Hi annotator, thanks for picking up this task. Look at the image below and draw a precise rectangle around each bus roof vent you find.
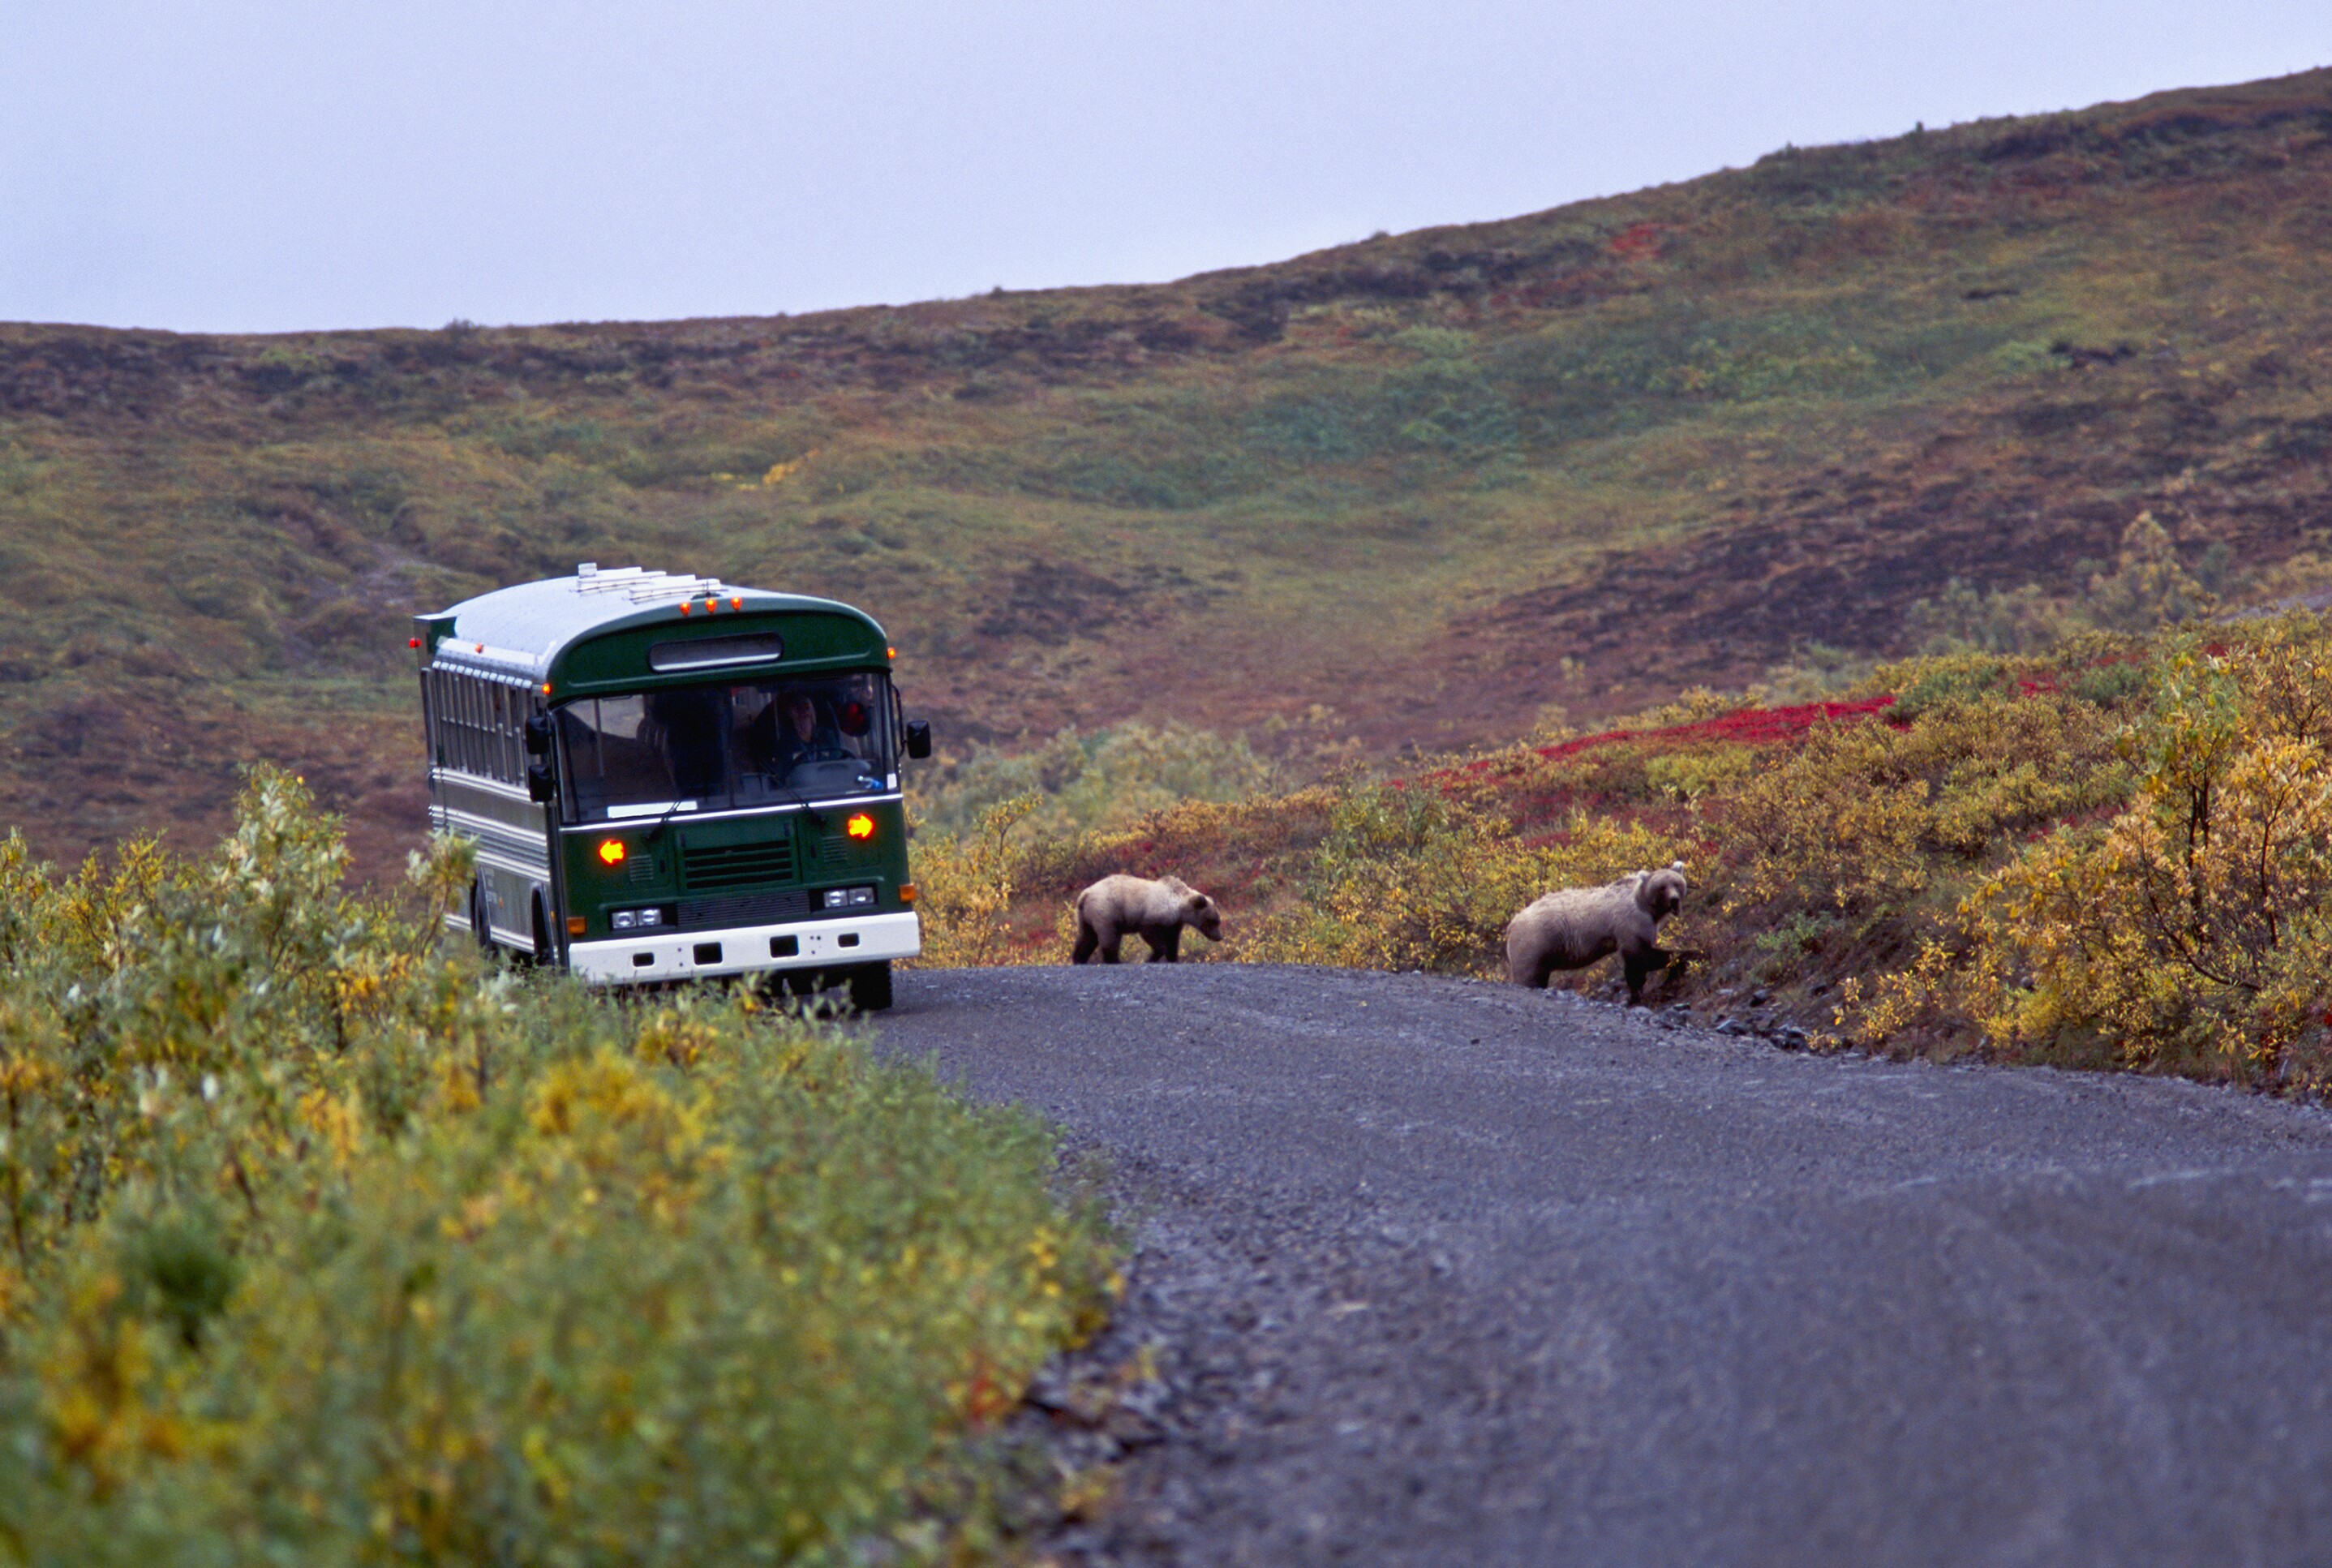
[578,561,599,577]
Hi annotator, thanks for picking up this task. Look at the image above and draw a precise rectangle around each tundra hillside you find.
[6,71,2332,882]
[0,771,1117,1564]
[913,612,2332,1098]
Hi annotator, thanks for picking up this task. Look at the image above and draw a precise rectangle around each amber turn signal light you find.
[597,839,627,866]
[566,916,586,936]
[844,813,874,840]
[898,882,917,904]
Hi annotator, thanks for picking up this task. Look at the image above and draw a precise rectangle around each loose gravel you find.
[871,964,2332,1567]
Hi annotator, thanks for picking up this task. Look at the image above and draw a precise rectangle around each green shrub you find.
[1887,651,2011,719]
[908,720,1274,840]
[1644,745,1754,803]
[0,771,1116,1566]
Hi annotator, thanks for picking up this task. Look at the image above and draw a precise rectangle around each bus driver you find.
[750,689,845,777]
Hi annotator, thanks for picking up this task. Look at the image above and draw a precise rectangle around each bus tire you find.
[470,881,498,960]
[848,960,893,1013]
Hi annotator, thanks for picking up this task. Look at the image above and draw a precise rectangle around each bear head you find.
[1635,861,1687,921]
[1184,890,1224,941]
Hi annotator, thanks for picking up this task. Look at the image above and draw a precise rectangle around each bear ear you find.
[1668,860,1686,872]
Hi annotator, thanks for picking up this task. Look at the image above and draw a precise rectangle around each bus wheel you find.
[470,882,498,960]
[848,961,893,1013]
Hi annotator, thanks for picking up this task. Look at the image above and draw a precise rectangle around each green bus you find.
[413,564,930,1009]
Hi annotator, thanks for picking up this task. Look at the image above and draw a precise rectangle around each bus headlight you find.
[821,886,877,910]
[611,907,665,931]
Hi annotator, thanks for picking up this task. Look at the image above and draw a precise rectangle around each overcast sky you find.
[3,2,2327,335]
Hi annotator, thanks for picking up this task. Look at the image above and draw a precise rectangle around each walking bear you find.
[1505,861,1688,1004]
[1072,874,1224,964]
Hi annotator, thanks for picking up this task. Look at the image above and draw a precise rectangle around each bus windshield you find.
[555,671,895,823]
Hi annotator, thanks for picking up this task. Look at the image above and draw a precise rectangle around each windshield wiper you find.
[771,775,827,829]
[641,797,698,849]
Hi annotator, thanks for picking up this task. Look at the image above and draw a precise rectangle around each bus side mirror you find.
[904,720,932,760]
[524,713,553,756]
[526,759,557,804]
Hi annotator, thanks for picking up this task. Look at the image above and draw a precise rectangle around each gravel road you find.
[871,964,2332,1567]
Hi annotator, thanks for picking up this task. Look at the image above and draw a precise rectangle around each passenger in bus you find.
[643,687,725,798]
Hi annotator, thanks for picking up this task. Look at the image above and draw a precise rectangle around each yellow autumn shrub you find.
[907,793,1042,967]
[1966,625,2332,1087]
[0,770,1118,1566]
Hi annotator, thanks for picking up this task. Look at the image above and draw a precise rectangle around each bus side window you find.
[462,677,481,777]
[505,689,522,784]
[472,678,490,780]
[452,676,470,776]
[438,672,457,773]
[492,685,512,784]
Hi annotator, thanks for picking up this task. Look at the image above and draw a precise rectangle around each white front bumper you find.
[569,910,921,986]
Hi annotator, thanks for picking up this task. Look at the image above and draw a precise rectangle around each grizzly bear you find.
[1072,874,1224,964]
[1505,861,1688,1003]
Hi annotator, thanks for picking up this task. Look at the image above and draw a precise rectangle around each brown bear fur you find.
[1505,861,1688,1003]
[1072,874,1224,964]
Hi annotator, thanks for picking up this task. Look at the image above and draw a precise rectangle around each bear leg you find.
[1145,925,1182,963]
[1622,945,1671,1005]
[1072,918,1098,964]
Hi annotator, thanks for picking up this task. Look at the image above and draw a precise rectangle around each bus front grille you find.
[681,840,797,890]
[680,890,812,931]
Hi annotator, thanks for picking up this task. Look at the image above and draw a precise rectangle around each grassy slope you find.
[4,70,2330,882]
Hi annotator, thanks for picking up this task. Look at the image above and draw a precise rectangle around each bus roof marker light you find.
[845,813,874,841]
[409,637,421,648]
[597,839,627,866]
[730,597,742,610]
